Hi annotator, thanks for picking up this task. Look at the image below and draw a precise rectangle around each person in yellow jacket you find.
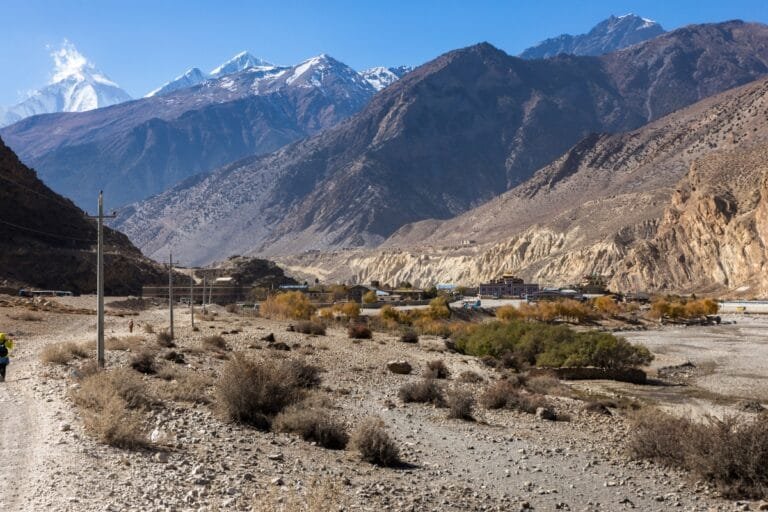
[0,333,13,382]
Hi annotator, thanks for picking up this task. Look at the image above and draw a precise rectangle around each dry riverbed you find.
[0,295,765,511]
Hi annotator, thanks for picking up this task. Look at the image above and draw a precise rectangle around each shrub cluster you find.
[294,321,327,335]
[274,397,348,449]
[398,378,445,406]
[446,389,474,420]
[317,302,360,321]
[348,323,372,339]
[350,417,400,466]
[479,379,546,414]
[425,359,450,379]
[70,368,152,449]
[40,342,90,365]
[260,291,315,320]
[650,297,719,320]
[455,320,652,369]
[629,410,768,498]
[215,355,321,429]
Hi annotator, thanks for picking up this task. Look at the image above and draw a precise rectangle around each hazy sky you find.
[1,0,767,104]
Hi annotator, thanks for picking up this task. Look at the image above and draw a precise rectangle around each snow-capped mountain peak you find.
[145,67,208,98]
[0,40,131,127]
[361,65,413,91]
[210,51,274,77]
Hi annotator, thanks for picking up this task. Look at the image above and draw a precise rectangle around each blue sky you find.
[1,0,768,104]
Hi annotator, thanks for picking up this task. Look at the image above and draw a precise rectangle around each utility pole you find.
[89,191,115,369]
[190,271,195,328]
[202,276,207,314]
[169,252,174,340]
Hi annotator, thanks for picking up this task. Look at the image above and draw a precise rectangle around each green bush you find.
[454,320,652,369]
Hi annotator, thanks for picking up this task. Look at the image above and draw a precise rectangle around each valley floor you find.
[0,296,765,511]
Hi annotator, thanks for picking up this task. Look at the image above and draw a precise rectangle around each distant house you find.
[479,274,539,298]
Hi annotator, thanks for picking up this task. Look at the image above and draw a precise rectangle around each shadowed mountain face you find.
[0,137,164,294]
[116,21,768,265]
[0,55,375,208]
[520,14,665,59]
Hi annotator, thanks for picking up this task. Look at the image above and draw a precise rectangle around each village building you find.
[478,273,539,298]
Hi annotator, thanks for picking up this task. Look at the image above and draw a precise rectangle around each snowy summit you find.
[0,40,131,127]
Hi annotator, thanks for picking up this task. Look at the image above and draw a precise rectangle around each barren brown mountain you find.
[282,75,768,295]
[0,137,164,294]
[118,21,768,264]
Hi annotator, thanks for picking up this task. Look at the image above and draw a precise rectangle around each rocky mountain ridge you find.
[1,54,376,208]
[520,14,665,59]
[280,76,768,295]
[117,21,768,265]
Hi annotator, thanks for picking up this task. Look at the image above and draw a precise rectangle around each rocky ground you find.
[0,295,766,511]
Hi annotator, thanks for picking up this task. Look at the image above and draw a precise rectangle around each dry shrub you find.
[106,335,143,351]
[10,311,42,321]
[295,321,326,335]
[480,379,544,413]
[447,389,475,420]
[40,342,90,365]
[496,305,521,321]
[348,323,372,339]
[215,354,305,428]
[273,399,348,449]
[256,479,350,511]
[398,378,445,406]
[202,335,227,350]
[400,330,419,343]
[159,369,213,403]
[629,410,768,498]
[260,291,315,320]
[143,323,155,334]
[525,373,567,396]
[284,360,323,389]
[458,370,484,383]
[413,317,452,337]
[130,349,157,374]
[425,359,450,379]
[351,417,400,466]
[225,303,239,314]
[70,368,152,449]
[156,330,175,347]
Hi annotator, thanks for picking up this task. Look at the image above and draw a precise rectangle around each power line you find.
[0,218,97,243]
[0,173,81,210]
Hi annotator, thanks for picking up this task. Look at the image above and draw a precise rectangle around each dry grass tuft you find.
[130,349,157,374]
[215,354,306,428]
[398,378,445,406]
[480,379,545,413]
[158,369,213,403]
[348,323,372,339]
[106,335,143,351]
[295,321,326,335]
[629,410,768,498]
[10,311,43,321]
[156,330,175,348]
[351,417,400,466]
[70,368,153,449]
[40,342,90,365]
[458,370,484,383]
[400,330,419,343]
[202,335,227,350]
[143,323,155,334]
[446,389,475,420]
[425,359,450,379]
[273,398,348,449]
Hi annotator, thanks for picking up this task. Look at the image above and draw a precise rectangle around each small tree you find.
[362,290,378,304]
[593,296,620,317]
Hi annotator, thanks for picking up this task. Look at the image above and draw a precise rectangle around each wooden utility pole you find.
[169,252,174,340]
[89,191,115,369]
[190,272,195,328]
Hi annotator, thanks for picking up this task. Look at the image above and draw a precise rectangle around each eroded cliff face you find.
[615,149,768,295]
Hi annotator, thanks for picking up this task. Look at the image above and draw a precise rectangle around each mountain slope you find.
[520,14,665,59]
[288,75,768,294]
[0,137,163,294]
[118,21,768,264]
[0,41,131,127]
[145,67,208,97]
[1,55,375,208]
